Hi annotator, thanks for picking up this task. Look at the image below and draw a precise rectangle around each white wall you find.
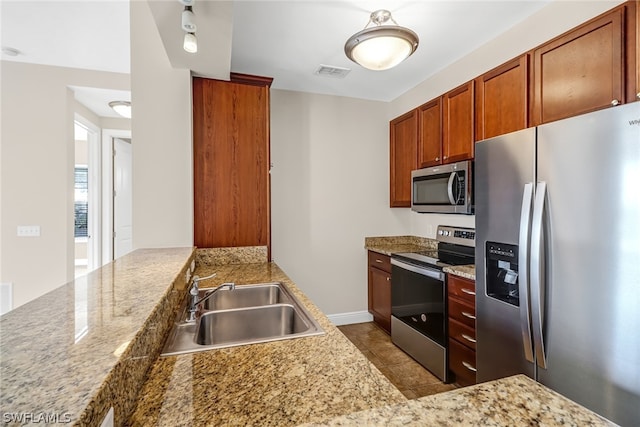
[130,1,193,249]
[270,90,408,315]
[0,61,129,309]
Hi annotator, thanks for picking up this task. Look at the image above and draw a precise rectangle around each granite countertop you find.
[1,245,617,426]
[303,374,615,426]
[365,235,476,280]
[0,247,195,426]
[129,262,406,426]
[364,235,437,256]
[443,264,476,280]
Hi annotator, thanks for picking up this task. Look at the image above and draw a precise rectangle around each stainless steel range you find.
[390,225,475,382]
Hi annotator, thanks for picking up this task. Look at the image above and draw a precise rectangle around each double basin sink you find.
[161,282,324,356]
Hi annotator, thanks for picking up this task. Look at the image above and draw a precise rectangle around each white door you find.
[113,138,133,258]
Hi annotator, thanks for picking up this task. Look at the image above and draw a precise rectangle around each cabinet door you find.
[443,81,475,163]
[532,8,624,124]
[389,110,418,207]
[369,266,391,333]
[193,77,271,251]
[635,0,640,102]
[418,97,443,168]
[449,338,477,386]
[476,55,529,141]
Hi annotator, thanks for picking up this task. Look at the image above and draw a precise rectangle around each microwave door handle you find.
[447,172,456,205]
[518,183,535,363]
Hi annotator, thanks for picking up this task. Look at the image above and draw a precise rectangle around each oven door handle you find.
[391,258,444,281]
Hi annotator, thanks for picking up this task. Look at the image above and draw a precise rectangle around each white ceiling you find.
[1,0,552,116]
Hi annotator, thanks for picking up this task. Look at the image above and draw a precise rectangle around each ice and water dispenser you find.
[485,242,519,306]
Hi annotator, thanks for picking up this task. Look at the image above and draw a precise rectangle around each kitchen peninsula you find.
[0,247,615,426]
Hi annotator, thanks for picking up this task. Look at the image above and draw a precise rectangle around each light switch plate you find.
[17,225,40,237]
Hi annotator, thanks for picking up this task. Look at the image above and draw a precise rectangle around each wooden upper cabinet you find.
[443,81,475,163]
[532,8,625,124]
[475,55,529,141]
[193,76,271,254]
[418,97,443,168]
[633,0,640,102]
[390,110,418,207]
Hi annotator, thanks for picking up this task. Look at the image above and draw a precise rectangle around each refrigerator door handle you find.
[531,181,548,369]
[518,183,535,363]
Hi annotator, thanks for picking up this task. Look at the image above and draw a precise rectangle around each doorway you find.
[113,138,133,258]
[74,118,100,278]
[101,129,133,263]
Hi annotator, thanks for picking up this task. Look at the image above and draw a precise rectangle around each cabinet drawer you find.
[368,251,391,273]
[448,275,476,303]
[449,338,476,386]
[448,318,476,351]
[448,297,476,328]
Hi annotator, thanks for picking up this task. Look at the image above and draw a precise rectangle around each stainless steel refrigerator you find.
[475,102,640,426]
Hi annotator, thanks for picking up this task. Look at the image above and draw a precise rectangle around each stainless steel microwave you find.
[411,160,473,214]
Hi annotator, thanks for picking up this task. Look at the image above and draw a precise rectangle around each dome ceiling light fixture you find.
[109,101,132,119]
[344,9,419,71]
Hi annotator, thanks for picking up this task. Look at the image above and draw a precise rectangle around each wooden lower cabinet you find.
[367,251,392,333]
[447,274,477,386]
[449,338,477,386]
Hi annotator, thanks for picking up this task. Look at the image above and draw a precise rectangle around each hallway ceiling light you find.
[109,101,131,119]
[344,9,419,71]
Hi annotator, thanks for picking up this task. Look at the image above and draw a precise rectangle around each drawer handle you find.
[462,334,476,344]
[611,99,620,106]
[461,288,476,296]
[462,361,477,372]
[375,259,383,264]
[462,311,476,320]
[387,277,390,281]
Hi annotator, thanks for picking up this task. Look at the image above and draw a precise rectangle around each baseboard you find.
[327,310,373,326]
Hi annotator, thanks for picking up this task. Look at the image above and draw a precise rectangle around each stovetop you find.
[392,225,475,269]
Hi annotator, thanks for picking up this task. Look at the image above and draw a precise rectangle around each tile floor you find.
[338,322,457,399]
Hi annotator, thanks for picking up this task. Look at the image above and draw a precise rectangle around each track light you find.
[183,32,198,53]
[179,2,197,54]
[181,6,196,32]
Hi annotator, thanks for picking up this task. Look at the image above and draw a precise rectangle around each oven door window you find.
[413,171,464,206]
[391,264,446,346]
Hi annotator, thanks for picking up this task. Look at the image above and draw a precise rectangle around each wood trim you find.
[230,72,274,87]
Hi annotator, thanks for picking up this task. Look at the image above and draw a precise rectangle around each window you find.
[74,166,88,238]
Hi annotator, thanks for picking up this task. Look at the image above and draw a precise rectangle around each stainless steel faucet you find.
[187,273,235,322]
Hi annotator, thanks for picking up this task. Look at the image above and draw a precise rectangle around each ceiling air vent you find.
[314,64,351,79]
